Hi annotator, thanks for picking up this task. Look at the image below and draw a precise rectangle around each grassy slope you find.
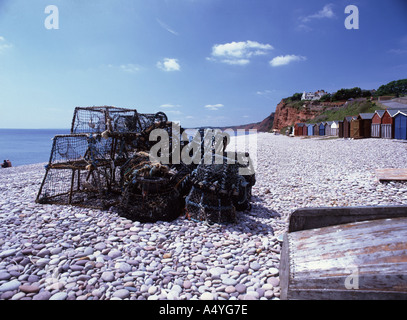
[309,100,385,123]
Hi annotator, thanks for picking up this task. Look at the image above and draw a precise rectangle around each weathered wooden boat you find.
[280,205,407,300]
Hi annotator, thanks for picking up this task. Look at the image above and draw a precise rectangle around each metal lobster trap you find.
[36,106,172,209]
[35,134,125,208]
[116,152,192,222]
[70,106,168,134]
[185,151,255,224]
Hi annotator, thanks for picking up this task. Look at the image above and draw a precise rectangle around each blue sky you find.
[0,0,406,129]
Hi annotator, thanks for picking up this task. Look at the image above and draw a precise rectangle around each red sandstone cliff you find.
[271,100,323,131]
[222,99,344,133]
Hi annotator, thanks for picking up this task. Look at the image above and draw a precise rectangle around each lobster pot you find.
[48,134,117,164]
[37,168,74,204]
[71,106,140,134]
[71,106,169,134]
[36,134,122,208]
[137,112,168,132]
[185,186,236,224]
[118,187,181,222]
[184,153,253,224]
[234,152,256,211]
[37,167,121,208]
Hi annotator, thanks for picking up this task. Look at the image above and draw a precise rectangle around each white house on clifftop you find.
[301,90,327,101]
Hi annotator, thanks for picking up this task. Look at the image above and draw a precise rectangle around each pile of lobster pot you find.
[36,106,256,224]
[117,150,255,224]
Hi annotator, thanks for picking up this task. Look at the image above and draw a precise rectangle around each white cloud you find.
[157,58,181,72]
[221,59,250,66]
[204,104,224,111]
[270,55,306,67]
[301,4,335,23]
[119,64,140,73]
[208,40,273,65]
[256,89,273,96]
[388,49,407,55]
[0,36,12,53]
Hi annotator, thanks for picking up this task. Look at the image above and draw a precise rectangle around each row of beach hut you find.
[294,109,407,140]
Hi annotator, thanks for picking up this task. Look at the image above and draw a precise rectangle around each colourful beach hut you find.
[302,124,308,136]
[331,121,339,136]
[326,121,336,136]
[343,116,354,138]
[319,123,325,136]
[338,121,344,138]
[307,124,314,136]
[294,123,305,136]
[381,109,407,139]
[394,111,407,140]
[371,110,385,138]
[381,110,395,139]
[313,124,319,136]
[324,122,331,136]
[357,113,374,138]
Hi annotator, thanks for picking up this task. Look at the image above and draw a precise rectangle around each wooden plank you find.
[280,217,407,300]
[375,168,407,181]
[288,205,407,232]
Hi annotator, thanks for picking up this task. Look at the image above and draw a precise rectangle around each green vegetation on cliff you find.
[309,100,384,123]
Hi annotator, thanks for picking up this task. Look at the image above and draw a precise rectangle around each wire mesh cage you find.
[37,106,174,209]
[71,106,169,134]
[185,152,255,224]
[116,152,184,222]
[71,106,138,134]
[36,134,124,208]
[118,186,182,223]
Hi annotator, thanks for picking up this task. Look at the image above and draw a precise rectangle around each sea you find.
[0,128,256,167]
[0,129,70,167]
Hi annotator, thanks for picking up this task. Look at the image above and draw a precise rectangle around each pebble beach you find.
[1,133,407,300]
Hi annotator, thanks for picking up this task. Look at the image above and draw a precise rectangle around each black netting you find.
[117,152,185,222]
[185,153,255,224]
